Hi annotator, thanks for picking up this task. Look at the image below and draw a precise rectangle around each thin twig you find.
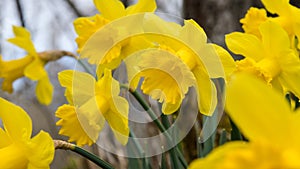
[65,0,83,17]
[15,0,26,27]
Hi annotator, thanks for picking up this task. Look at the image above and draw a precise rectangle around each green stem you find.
[54,140,114,169]
[229,118,243,141]
[78,59,94,75]
[129,131,145,157]
[161,114,181,169]
[129,88,188,168]
[72,146,114,169]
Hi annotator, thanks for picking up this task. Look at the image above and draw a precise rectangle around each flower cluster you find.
[1,0,300,168]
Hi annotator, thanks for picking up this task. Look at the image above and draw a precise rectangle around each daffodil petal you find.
[77,96,106,143]
[7,26,37,56]
[271,77,284,95]
[125,0,156,14]
[261,0,290,15]
[0,55,33,79]
[279,70,300,98]
[193,66,217,116]
[295,22,300,49]
[56,105,97,146]
[143,13,182,37]
[189,141,249,169]
[180,19,207,45]
[96,69,120,99]
[36,76,53,105]
[212,44,236,80]
[104,97,129,145]
[26,131,54,169]
[162,101,182,115]
[0,128,11,148]
[278,51,300,97]
[0,97,32,141]
[259,21,290,55]
[74,15,109,53]
[93,0,125,20]
[0,143,28,169]
[226,73,294,145]
[0,55,33,93]
[225,32,264,61]
[24,59,47,80]
[58,70,96,106]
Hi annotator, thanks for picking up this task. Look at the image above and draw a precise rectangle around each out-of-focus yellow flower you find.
[240,1,300,49]
[74,0,156,53]
[189,73,300,169]
[1,26,53,105]
[1,26,76,105]
[0,97,54,169]
[56,69,129,146]
[226,21,300,98]
[0,55,33,93]
[262,0,300,49]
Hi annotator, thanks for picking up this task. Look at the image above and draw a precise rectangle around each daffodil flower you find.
[0,97,54,168]
[124,16,229,115]
[1,26,53,105]
[1,26,76,105]
[189,73,300,169]
[262,0,300,49]
[226,21,300,98]
[240,1,300,49]
[55,69,129,146]
[74,0,156,53]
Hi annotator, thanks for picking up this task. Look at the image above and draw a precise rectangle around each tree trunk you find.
[184,0,263,46]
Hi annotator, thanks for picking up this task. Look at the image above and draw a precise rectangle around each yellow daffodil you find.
[1,26,52,105]
[189,73,300,169]
[240,1,300,49]
[74,0,156,53]
[124,16,226,115]
[226,21,300,98]
[261,0,300,49]
[0,97,54,168]
[1,26,76,105]
[55,69,129,146]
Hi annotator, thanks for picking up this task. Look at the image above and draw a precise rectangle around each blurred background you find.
[3,0,296,168]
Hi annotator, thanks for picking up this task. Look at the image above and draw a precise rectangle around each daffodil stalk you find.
[54,140,114,169]
[161,114,181,169]
[129,131,145,157]
[127,86,188,168]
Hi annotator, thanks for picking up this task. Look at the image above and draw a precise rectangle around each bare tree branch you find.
[65,0,84,17]
[15,0,26,27]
